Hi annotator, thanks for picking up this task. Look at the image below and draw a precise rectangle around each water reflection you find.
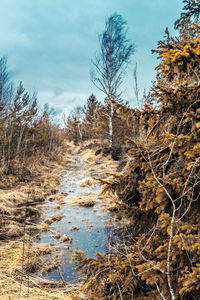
[37,157,116,281]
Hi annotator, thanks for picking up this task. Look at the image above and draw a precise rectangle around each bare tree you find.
[91,13,135,146]
[0,56,13,106]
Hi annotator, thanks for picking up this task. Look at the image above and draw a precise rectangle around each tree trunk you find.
[17,125,25,154]
[109,101,114,147]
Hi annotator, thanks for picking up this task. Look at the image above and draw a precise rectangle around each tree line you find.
[71,1,200,299]
[0,57,65,185]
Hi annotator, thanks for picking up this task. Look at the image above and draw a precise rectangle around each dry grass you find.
[80,177,95,187]
[78,199,96,207]
[0,158,65,237]
[80,148,99,165]
[70,226,80,231]
[39,223,50,232]
[54,204,61,209]
[0,223,81,299]
[62,235,72,243]
[48,193,68,206]
[0,141,121,299]
[0,272,82,299]
[48,193,66,202]
[0,151,85,299]
[0,238,75,299]
[57,199,67,205]
[53,233,61,239]
[45,217,54,225]
[52,213,63,222]
[68,196,96,208]
[6,223,24,238]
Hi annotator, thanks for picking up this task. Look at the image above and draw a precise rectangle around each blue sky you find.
[0,0,183,119]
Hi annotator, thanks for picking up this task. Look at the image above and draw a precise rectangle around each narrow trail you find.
[35,146,125,282]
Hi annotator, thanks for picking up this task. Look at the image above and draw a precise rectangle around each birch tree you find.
[91,13,135,147]
[72,3,200,299]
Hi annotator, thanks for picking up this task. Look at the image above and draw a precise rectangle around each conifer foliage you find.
[72,2,200,299]
[0,60,65,183]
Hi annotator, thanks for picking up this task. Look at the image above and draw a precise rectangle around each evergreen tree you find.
[72,3,200,299]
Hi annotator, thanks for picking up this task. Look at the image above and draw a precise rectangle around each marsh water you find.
[36,156,122,282]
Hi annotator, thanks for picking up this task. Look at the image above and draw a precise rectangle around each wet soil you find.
[36,147,126,282]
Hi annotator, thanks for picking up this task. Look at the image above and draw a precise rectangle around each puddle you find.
[36,157,120,282]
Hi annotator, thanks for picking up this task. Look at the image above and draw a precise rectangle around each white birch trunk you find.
[109,101,114,147]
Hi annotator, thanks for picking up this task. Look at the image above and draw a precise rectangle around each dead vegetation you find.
[80,177,95,187]
[69,196,96,207]
[0,137,129,299]
[62,235,72,243]
[0,236,70,299]
[0,158,65,239]
[0,142,80,298]
[53,233,61,239]
[70,226,80,231]
[52,212,63,222]
[39,223,50,232]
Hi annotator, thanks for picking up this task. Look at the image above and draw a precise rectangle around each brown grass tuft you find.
[39,223,50,232]
[54,204,61,209]
[53,233,61,239]
[70,226,80,231]
[62,235,72,242]
[52,213,63,222]
[68,196,96,207]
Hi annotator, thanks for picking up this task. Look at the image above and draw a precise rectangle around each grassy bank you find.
[0,142,78,299]
[0,140,131,299]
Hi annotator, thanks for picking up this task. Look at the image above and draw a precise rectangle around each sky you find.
[0,0,184,122]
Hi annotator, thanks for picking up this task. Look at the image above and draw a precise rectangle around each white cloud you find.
[0,0,183,118]
[38,90,90,115]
